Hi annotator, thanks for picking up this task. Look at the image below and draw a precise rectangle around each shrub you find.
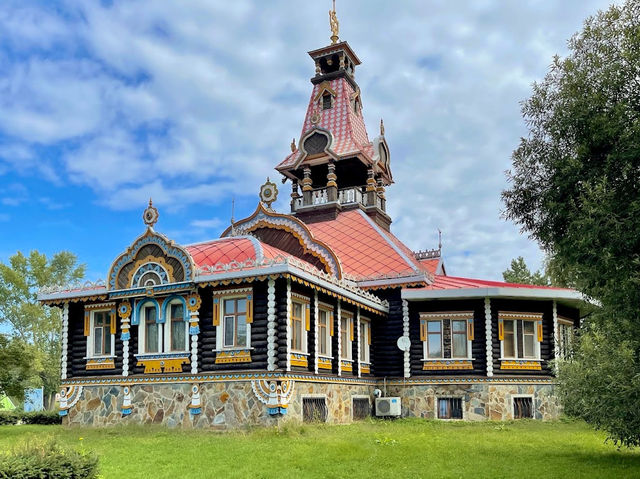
[0,410,62,425]
[0,440,99,479]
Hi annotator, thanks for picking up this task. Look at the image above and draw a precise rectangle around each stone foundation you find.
[63,379,560,428]
[387,383,560,420]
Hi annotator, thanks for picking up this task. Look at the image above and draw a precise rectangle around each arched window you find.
[137,300,161,354]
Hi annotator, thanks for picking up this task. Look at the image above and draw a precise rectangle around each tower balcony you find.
[292,186,384,212]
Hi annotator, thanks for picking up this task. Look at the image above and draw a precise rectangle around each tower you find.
[276,6,393,230]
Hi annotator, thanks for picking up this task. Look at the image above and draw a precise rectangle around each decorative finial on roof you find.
[438,228,442,251]
[143,198,159,228]
[291,138,296,152]
[230,197,237,236]
[380,118,385,136]
[329,0,339,45]
[259,177,278,209]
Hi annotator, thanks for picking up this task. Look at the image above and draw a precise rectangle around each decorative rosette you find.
[118,300,132,319]
[186,293,202,313]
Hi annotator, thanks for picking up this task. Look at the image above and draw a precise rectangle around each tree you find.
[502,0,640,446]
[0,251,85,409]
[502,256,549,286]
[0,335,39,402]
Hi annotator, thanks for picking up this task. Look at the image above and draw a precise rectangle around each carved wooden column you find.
[366,168,376,206]
[302,166,313,206]
[376,177,386,211]
[327,160,338,202]
[290,180,300,212]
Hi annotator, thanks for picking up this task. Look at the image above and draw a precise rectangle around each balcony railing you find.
[292,186,384,212]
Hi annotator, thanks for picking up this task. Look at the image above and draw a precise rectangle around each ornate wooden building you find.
[40,12,586,427]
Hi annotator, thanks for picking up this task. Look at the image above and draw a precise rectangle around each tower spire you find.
[329,0,339,44]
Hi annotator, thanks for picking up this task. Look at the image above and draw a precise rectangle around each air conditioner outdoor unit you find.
[375,397,401,417]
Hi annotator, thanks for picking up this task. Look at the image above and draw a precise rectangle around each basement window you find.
[513,397,534,419]
[437,398,463,419]
[303,397,328,423]
[352,397,371,420]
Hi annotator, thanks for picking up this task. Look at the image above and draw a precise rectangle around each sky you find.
[0,0,619,283]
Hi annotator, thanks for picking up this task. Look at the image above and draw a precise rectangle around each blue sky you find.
[0,0,617,282]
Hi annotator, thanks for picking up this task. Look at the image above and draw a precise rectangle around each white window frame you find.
[164,299,189,353]
[420,315,473,361]
[436,395,465,420]
[557,318,573,359]
[290,297,309,354]
[511,394,535,419]
[86,309,115,359]
[138,301,163,355]
[317,305,333,358]
[340,312,353,361]
[500,319,541,360]
[215,293,252,351]
[359,317,371,363]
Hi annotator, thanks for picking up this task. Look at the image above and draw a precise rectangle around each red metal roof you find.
[186,236,307,270]
[305,209,424,281]
[419,258,441,275]
[278,77,374,170]
[422,275,573,291]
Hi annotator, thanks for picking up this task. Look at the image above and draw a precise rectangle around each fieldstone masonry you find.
[64,380,561,428]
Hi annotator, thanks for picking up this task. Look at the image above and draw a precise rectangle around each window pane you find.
[524,321,535,334]
[171,303,184,320]
[94,328,103,355]
[427,321,441,333]
[504,329,515,358]
[146,306,156,323]
[104,330,112,355]
[452,333,467,358]
[524,334,535,358]
[224,299,235,314]
[427,334,442,358]
[237,299,246,314]
[237,314,247,347]
[438,399,449,418]
[452,320,466,333]
[146,323,158,352]
[320,328,327,355]
[504,321,514,334]
[294,320,302,350]
[224,316,235,347]
[171,320,185,351]
[294,302,302,318]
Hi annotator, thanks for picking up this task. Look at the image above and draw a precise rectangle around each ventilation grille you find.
[352,397,371,420]
[303,133,328,156]
[303,397,328,423]
[513,397,533,419]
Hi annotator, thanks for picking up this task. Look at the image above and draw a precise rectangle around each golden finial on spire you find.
[329,0,339,44]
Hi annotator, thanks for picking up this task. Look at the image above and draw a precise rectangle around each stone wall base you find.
[63,380,560,428]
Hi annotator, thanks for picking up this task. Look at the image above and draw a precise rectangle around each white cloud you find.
[0,0,621,279]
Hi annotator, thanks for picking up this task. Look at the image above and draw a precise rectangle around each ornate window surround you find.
[84,303,116,361]
[213,287,253,364]
[419,312,474,362]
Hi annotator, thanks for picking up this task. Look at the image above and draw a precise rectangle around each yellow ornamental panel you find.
[368,324,372,345]
[84,311,90,337]
[350,319,354,341]
[305,304,311,331]
[110,309,117,335]
[498,319,504,341]
[467,318,474,341]
[213,297,220,326]
[330,312,334,336]
[246,295,253,324]
[420,320,426,341]
[537,321,543,342]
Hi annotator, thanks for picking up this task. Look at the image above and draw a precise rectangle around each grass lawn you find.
[1,419,639,478]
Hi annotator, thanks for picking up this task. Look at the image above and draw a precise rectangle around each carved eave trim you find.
[307,41,362,66]
[221,203,343,279]
[106,227,196,291]
[370,136,393,184]
[419,311,474,320]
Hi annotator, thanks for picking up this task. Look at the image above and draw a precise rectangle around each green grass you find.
[1,419,639,478]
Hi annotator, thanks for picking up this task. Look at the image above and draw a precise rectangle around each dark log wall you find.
[557,304,581,327]
[68,301,123,378]
[408,299,486,377]
[371,289,404,377]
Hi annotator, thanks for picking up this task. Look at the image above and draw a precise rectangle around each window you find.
[303,397,328,423]
[340,313,353,360]
[291,301,305,352]
[513,397,534,419]
[499,315,542,360]
[420,313,474,361]
[87,310,114,357]
[144,305,160,353]
[359,319,371,363]
[168,301,188,352]
[322,92,332,110]
[557,319,573,359]
[318,307,333,357]
[438,398,463,419]
[213,290,253,352]
[352,397,371,420]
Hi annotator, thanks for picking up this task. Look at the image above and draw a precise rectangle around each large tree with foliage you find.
[0,251,85,408]
[502,256,549,286]
[502,0,640,446]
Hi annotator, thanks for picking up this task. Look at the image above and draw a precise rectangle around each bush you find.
[0,440,99,479]
[0,410,62,425]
